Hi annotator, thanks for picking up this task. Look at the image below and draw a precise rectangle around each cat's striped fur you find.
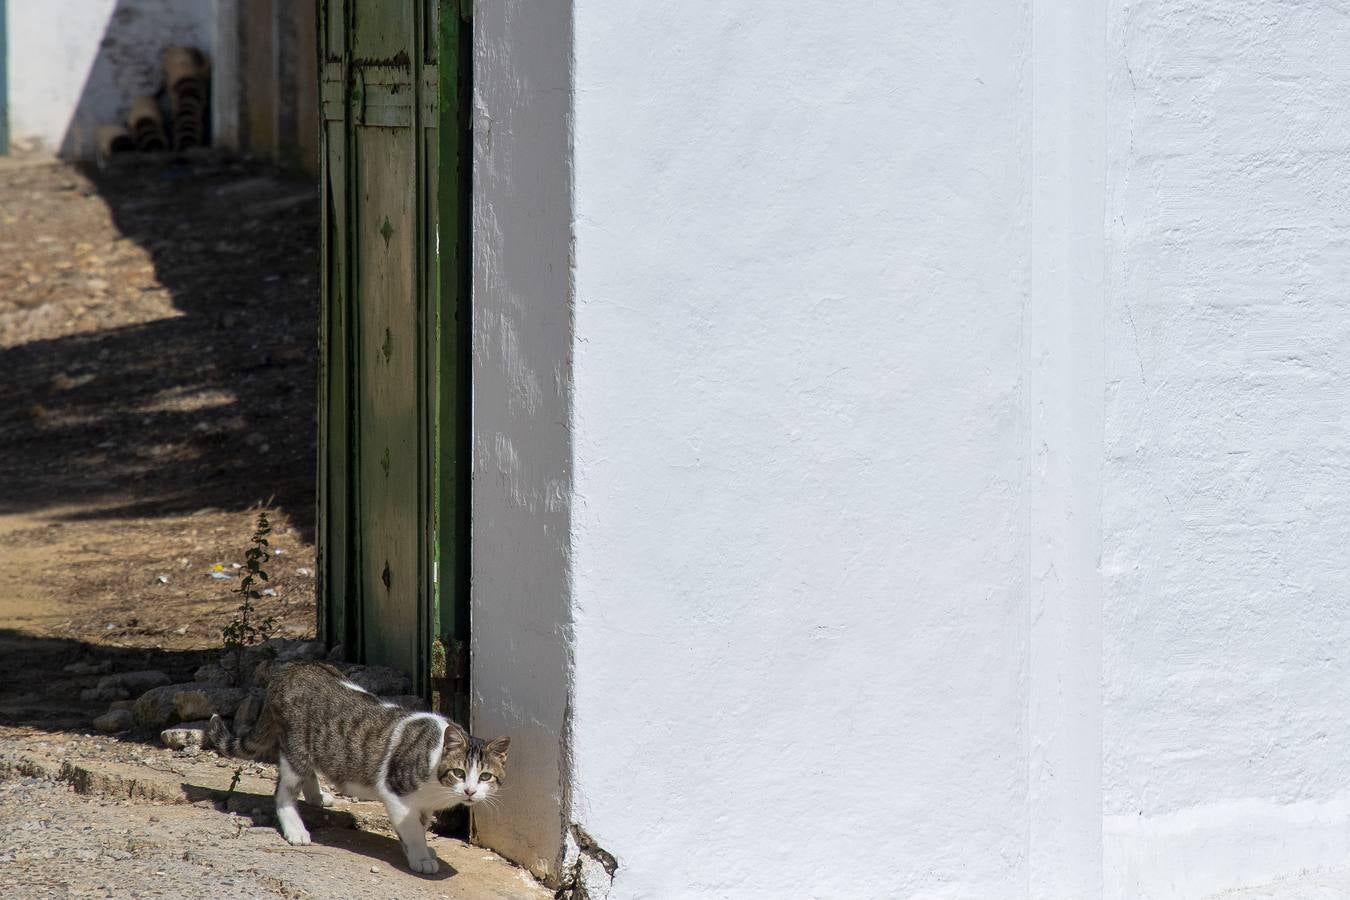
[208,661,509,874]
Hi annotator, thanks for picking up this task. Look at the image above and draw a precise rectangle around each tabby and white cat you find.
[208,661,509,874]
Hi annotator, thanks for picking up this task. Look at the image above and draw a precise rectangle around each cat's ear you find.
[485,736,510,761]
[443,720,469,750]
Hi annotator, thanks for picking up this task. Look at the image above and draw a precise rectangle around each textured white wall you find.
[562,2,1100,897]
[1103,1,1350,897]
[7,0,214,158]
[477,1,1350,896]
[1028,3,1106,895]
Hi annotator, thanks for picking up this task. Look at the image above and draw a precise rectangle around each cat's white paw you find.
[281,825,312,846]
[318,790,336,808]
[408,855,439,875]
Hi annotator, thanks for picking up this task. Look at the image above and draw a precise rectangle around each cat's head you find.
[438,721,510,807]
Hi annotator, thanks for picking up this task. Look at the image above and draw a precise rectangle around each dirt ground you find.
[0,157,544,899]
[0,154,319,653]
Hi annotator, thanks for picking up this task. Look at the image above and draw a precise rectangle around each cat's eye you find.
[479,773,495,782]
[450,768,466,779]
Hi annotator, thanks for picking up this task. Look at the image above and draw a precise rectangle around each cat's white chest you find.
[402,781,463,814]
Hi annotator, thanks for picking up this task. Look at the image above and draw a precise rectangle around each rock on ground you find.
[160,720,210,750]
[135,683,246,727]
[63,660,112,676]
[92,708,134,733]
[272,638,328,662]
[174,685,248,722]
[81,669,173,702]
[101,669,173,694]
[194,662,232,684]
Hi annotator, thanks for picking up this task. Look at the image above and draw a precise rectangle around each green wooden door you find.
[318,0,469,705]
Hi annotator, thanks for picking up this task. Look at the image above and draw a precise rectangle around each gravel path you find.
[2,773,281,899]
[0,770,544,899]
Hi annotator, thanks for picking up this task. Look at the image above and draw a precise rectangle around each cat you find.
[207,660,509,874]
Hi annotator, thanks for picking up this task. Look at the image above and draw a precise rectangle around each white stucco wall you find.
[1103,2,1350,897]
[6,0,213,157]
[567,0,1027,884]
[557,1,1100,896]
[471,0,1104,894]
[475,1,1350,896]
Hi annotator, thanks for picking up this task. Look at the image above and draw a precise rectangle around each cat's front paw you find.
[408,854,439,875]
[317,790,336,808]
[281,825,312,846]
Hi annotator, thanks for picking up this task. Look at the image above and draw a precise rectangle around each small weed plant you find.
[224,763,244,808]
[222,511,278,684]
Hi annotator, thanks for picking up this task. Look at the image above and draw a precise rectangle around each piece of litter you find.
[369,866,378,874]
[261,588,278,597]
[231,562,243,569]
[296,567,312,577]
[156,575,169,584]
[210,571,231,580]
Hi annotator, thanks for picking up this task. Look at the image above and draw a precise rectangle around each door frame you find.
[431,0,472,724]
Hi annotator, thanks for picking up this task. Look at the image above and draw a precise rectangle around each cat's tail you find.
[208,705,280,760]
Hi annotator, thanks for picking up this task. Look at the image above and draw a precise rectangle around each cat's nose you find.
[463,788,477,799]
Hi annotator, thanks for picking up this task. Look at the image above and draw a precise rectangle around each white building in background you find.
[2,0,316,167]
[468,2,1350,898]
[3,0,214,158]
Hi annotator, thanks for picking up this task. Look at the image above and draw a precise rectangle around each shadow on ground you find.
[180,781,461,880]
[0,627,208,737]
[0,625,473,840]
[0,157,319,537]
